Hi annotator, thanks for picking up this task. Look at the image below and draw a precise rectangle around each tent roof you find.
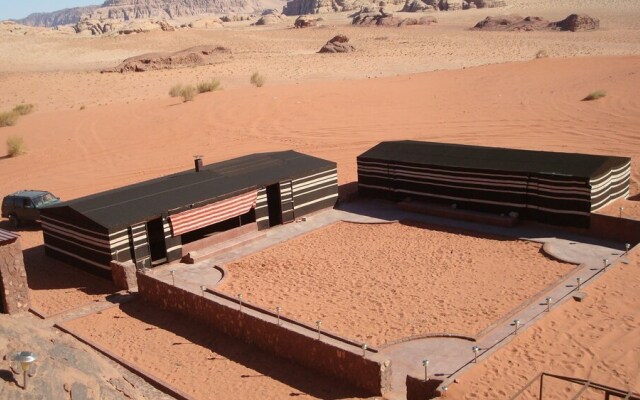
[358,141,630,178]
[51,151,335,230]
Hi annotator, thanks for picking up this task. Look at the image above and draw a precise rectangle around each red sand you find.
[219,222,575,346]
[0,1,638,396]
[64,301,373,400]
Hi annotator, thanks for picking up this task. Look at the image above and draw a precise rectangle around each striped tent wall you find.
[129,222,151,269]
[41,208,115,277]
[163,217,182,262]
[292,167,339,216]
[357,159,594,227]
[255,188,269,230]
[590,160,631,211]
[280,181,295,224]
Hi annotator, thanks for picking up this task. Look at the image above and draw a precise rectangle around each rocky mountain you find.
[15,6,99,27]
[15,0,284,27]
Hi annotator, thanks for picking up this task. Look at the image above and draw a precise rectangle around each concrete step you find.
[184,231,266,263]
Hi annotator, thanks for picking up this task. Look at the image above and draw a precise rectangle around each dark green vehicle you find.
[1,190,60,228]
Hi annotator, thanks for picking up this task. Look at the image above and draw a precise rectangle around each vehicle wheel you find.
[8,214,19,228]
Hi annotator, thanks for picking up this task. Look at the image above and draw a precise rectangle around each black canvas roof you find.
[358,141,630,179]
[52,151,335,230]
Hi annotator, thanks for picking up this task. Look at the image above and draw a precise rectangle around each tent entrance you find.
[147,218,167,264]
[0,288,5,313]
[266,183,283,227]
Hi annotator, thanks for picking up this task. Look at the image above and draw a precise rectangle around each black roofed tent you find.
[357,141,631,227]
[41,151,338,276]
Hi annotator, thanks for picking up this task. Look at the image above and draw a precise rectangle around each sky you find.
[0,0,100,20]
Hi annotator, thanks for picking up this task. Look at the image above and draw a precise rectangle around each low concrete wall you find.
[137,272,391,395]
[588,214,640,245]
[0,238,29,314]
[406,375,444,400]
[526,214,640,246]
[110,261,138,291]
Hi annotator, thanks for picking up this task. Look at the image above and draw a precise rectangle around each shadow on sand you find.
[116,300,370,400]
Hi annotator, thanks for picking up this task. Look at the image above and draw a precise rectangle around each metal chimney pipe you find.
[194,156,203,172]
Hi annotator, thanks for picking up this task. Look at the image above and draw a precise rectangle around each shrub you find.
[582,90,607,101]
[12,103,35,115]
[535,49,548,59]
[6,136,25,157]
[197,79,222,93]
[250,71,265,88]
[169,84,184,98]
[180,85,198,102]
[0,111,19,127]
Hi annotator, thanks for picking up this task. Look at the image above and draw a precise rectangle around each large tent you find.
[42,151,338,276]
[357,141,631,227]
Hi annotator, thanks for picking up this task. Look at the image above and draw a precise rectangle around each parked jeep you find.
[1,190,60,228]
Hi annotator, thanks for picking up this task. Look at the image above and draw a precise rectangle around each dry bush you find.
[180,85,198,102]
[12,103,35,115]
[0,111,19,127]
[582,90,607,101]
[169,84,184,98]
[197,79,222,93]
[250,72,266,88]
[6,136,25,157]
[535,49,549,59]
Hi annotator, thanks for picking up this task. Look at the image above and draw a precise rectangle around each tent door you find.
[147,218,167,265]
[129,223,151,269]
[266,183,283,227]
[280,180,294,224]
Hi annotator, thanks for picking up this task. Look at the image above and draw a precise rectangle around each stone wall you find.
[137,272,391,395]
[406,375,444,400]
[110,260,138,291]
[0,239,30,314]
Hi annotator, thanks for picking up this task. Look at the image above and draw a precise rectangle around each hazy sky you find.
[0,0,100,20]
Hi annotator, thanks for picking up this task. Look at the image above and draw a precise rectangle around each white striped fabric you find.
[169,190,257,236]
[0,228,19,243]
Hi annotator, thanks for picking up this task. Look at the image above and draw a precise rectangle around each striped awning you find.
[0,229,19,245]
[169,190,257,236]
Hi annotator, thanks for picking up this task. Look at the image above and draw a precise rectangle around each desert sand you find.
[1,0,639,398]
[449,251,640,398]
[219,222,574,346]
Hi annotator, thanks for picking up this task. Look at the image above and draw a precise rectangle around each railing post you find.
[539,373,544,400]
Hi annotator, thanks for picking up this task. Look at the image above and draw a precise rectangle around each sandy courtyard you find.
[218,221,575,347]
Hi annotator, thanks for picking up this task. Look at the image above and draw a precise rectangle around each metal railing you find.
[510,372,640,400]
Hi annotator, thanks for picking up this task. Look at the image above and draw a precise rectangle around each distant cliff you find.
[15,6,99,27]
[15,0,282,27]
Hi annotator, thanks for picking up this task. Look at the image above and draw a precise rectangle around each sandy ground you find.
[64,301,374,400]
[449,251,640,398]
[0,0,638,398]
[218,222,574,346]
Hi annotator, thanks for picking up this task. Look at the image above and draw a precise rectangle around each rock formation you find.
[472,13,599,32]
[318,34,355,53]
[15,6,99,27]
[253,9,288,25]
[472,15,549,31]
[188,16,224,28]
[294,15,323,28]
[283,0,403,16]
[101,45,231,73]
[352,7,437,26]
[551,13,599,32]
[16,0,280,28]
[71,18,177,35]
